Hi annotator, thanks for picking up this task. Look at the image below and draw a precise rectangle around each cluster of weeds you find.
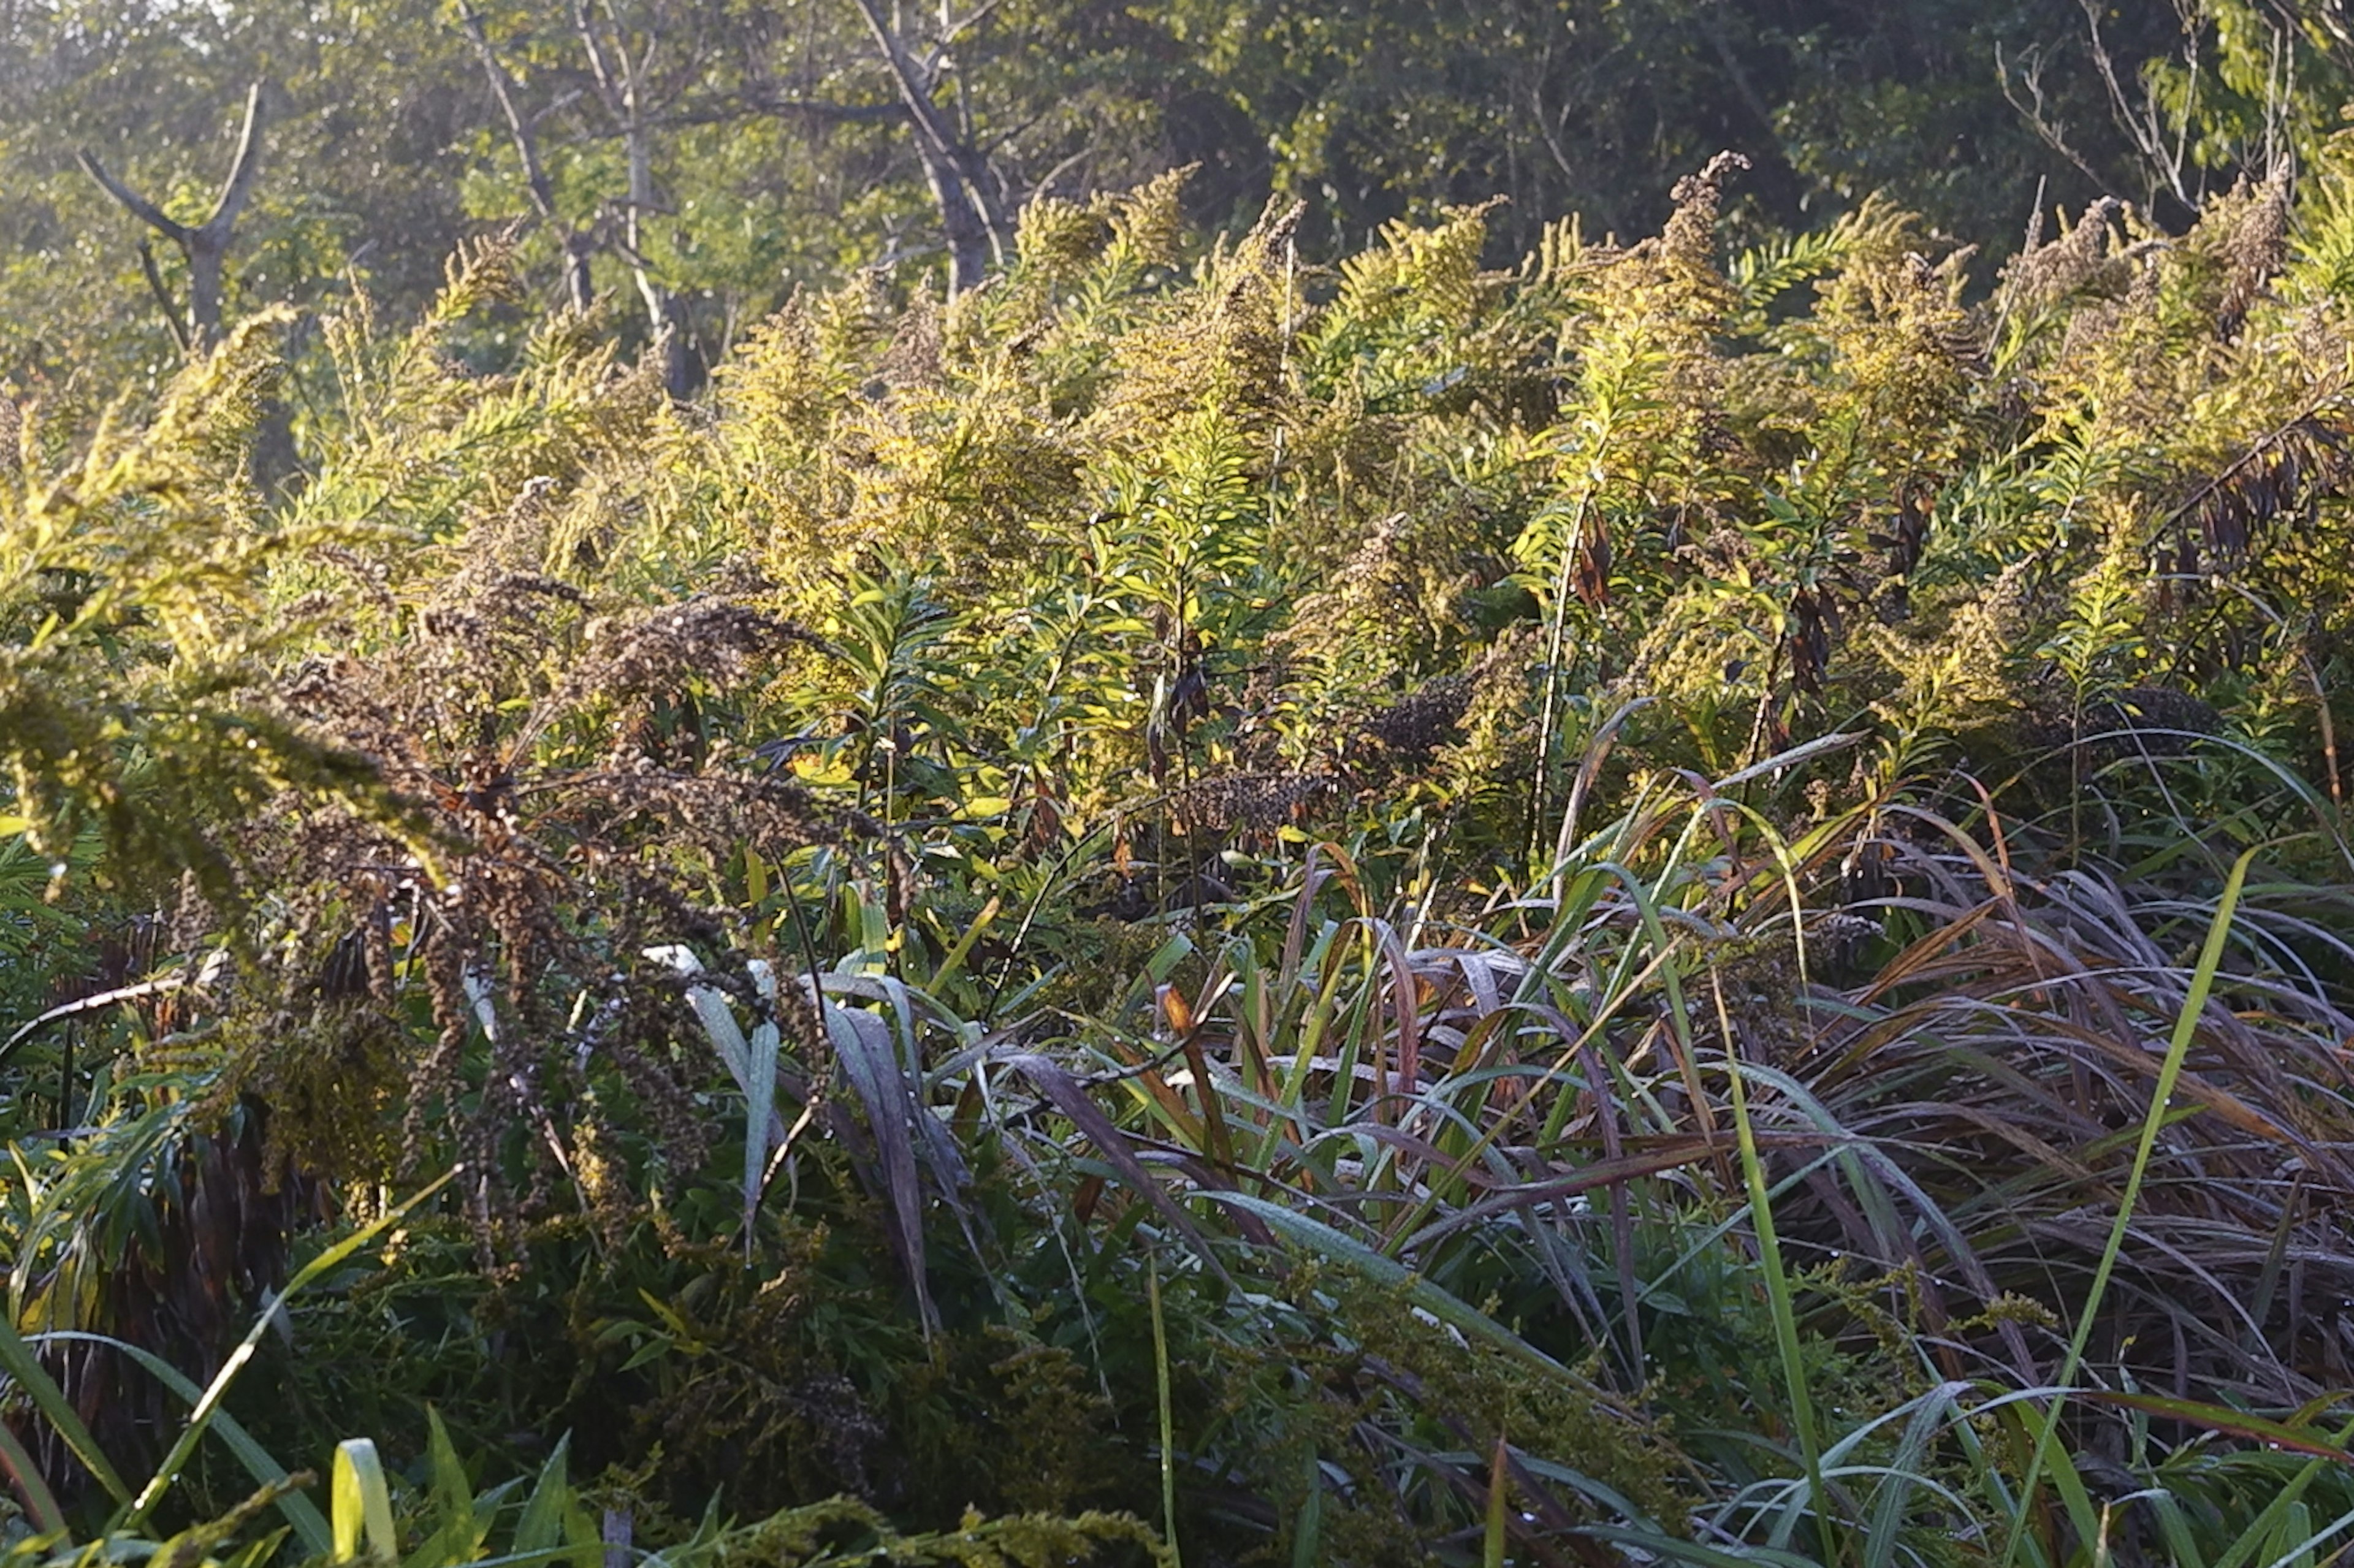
[12,153,2354,1567]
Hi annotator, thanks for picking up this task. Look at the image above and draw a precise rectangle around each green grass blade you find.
[1205,1190,1575,1382]
[31,1328,331,1556]
[0,1303,133,1507]
[1859,1384,1968,1568]
[1571,1523,1821,1566]
[512,1436,576,1556]
[1712,970,1838,1566]
[1290,1452,1322,1568]
[1148,1255,1181,1568]
[409,1404,488,1568]
[1484,1433,1509,1568]
[0,1413,68,1536]
[2209,1412,2354,1568]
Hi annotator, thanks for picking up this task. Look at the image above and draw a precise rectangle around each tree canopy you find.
[2,0,2341,398]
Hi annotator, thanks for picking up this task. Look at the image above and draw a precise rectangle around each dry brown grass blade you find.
[1011,1054,1237,1288]
[1785,839,2354,1414]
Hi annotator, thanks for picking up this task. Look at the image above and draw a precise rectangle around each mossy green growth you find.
[706,1498,1170,1568]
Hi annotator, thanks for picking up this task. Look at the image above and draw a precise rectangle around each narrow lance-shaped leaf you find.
[830,1002,939,1334]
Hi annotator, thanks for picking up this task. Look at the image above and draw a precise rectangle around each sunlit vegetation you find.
[12,20,2354,1564]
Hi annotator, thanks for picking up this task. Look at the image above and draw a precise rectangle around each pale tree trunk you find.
[80,81,300,493]
[457,2,597,314]
[79,82,267,352]
[846,0,1009,294]
[619,72,696,398]
[577,0,701,398]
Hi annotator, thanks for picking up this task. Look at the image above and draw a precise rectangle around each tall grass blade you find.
[2000,846,2261,1568]
[1149,1255,1182,1568]
[511,1437,576,1556]
[1710,970,1837,1566]
[33,1329,331,1556]
[0,1417,67,1536]
[1485,1433,1510,1568]
[0,1304,133,1506]
[1207,1190,1574,1380]
[333,1438,398,1563]
[1290,1453,1322,1568]
[1011,1055,1234,1287]
[2079,1393,2354,1464]
[742,969,782,1250]
[2209,1413,2354,1568]
[1861,1383,1970,1568]
[644,945,780,1243]
[827,1002,939,1333]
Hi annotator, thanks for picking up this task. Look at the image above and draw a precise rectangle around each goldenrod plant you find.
[10,151,2354,1566]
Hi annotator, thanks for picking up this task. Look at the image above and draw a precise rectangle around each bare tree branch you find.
[457,1,597,313]
[135,240,191,356]
[76,150,189,245]
[1025,144,1092,206]
[2074,0,2198,211]
[574,0,622,99]
[1997,41,2119,199]
[77,82,267,351]
[458,4,561,221]
[939,0,1006,48]
[672,89,904,127]
[845,0,1006,292]
[203,80,268,244]
[571,0,698,397]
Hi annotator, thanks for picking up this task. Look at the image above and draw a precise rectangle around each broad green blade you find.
[333,1437,398,1563]
[512,1437,575,1555]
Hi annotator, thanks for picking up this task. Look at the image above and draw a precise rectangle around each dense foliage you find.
[7,0,2352,394]
[14,7,2354,1566]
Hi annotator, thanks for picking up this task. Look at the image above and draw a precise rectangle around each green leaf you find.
[1204,1190,1574,1382]
[333,1438,398,1564]
[2079,1392,2354,1464]
[2002,848,2260,1568]
[1484,1434,1509,1568]
[31,1328,331,1557]
[511,1438,576,1557]
[0,1414,68,1536]
[120,1165,457,1533]
[421,1406,477,1558]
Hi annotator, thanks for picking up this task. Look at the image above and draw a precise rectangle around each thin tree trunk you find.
[914,139,994,294]
[458,3,596,314]
[576,0,701,397]
[79,82,267,351]
[80,85,302,495]
[845,0,999,292]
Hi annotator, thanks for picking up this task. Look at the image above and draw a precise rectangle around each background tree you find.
[847,0,1011,292]
[457,1,599,316]
[0,0,2329,400]
[77,81,267,355]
